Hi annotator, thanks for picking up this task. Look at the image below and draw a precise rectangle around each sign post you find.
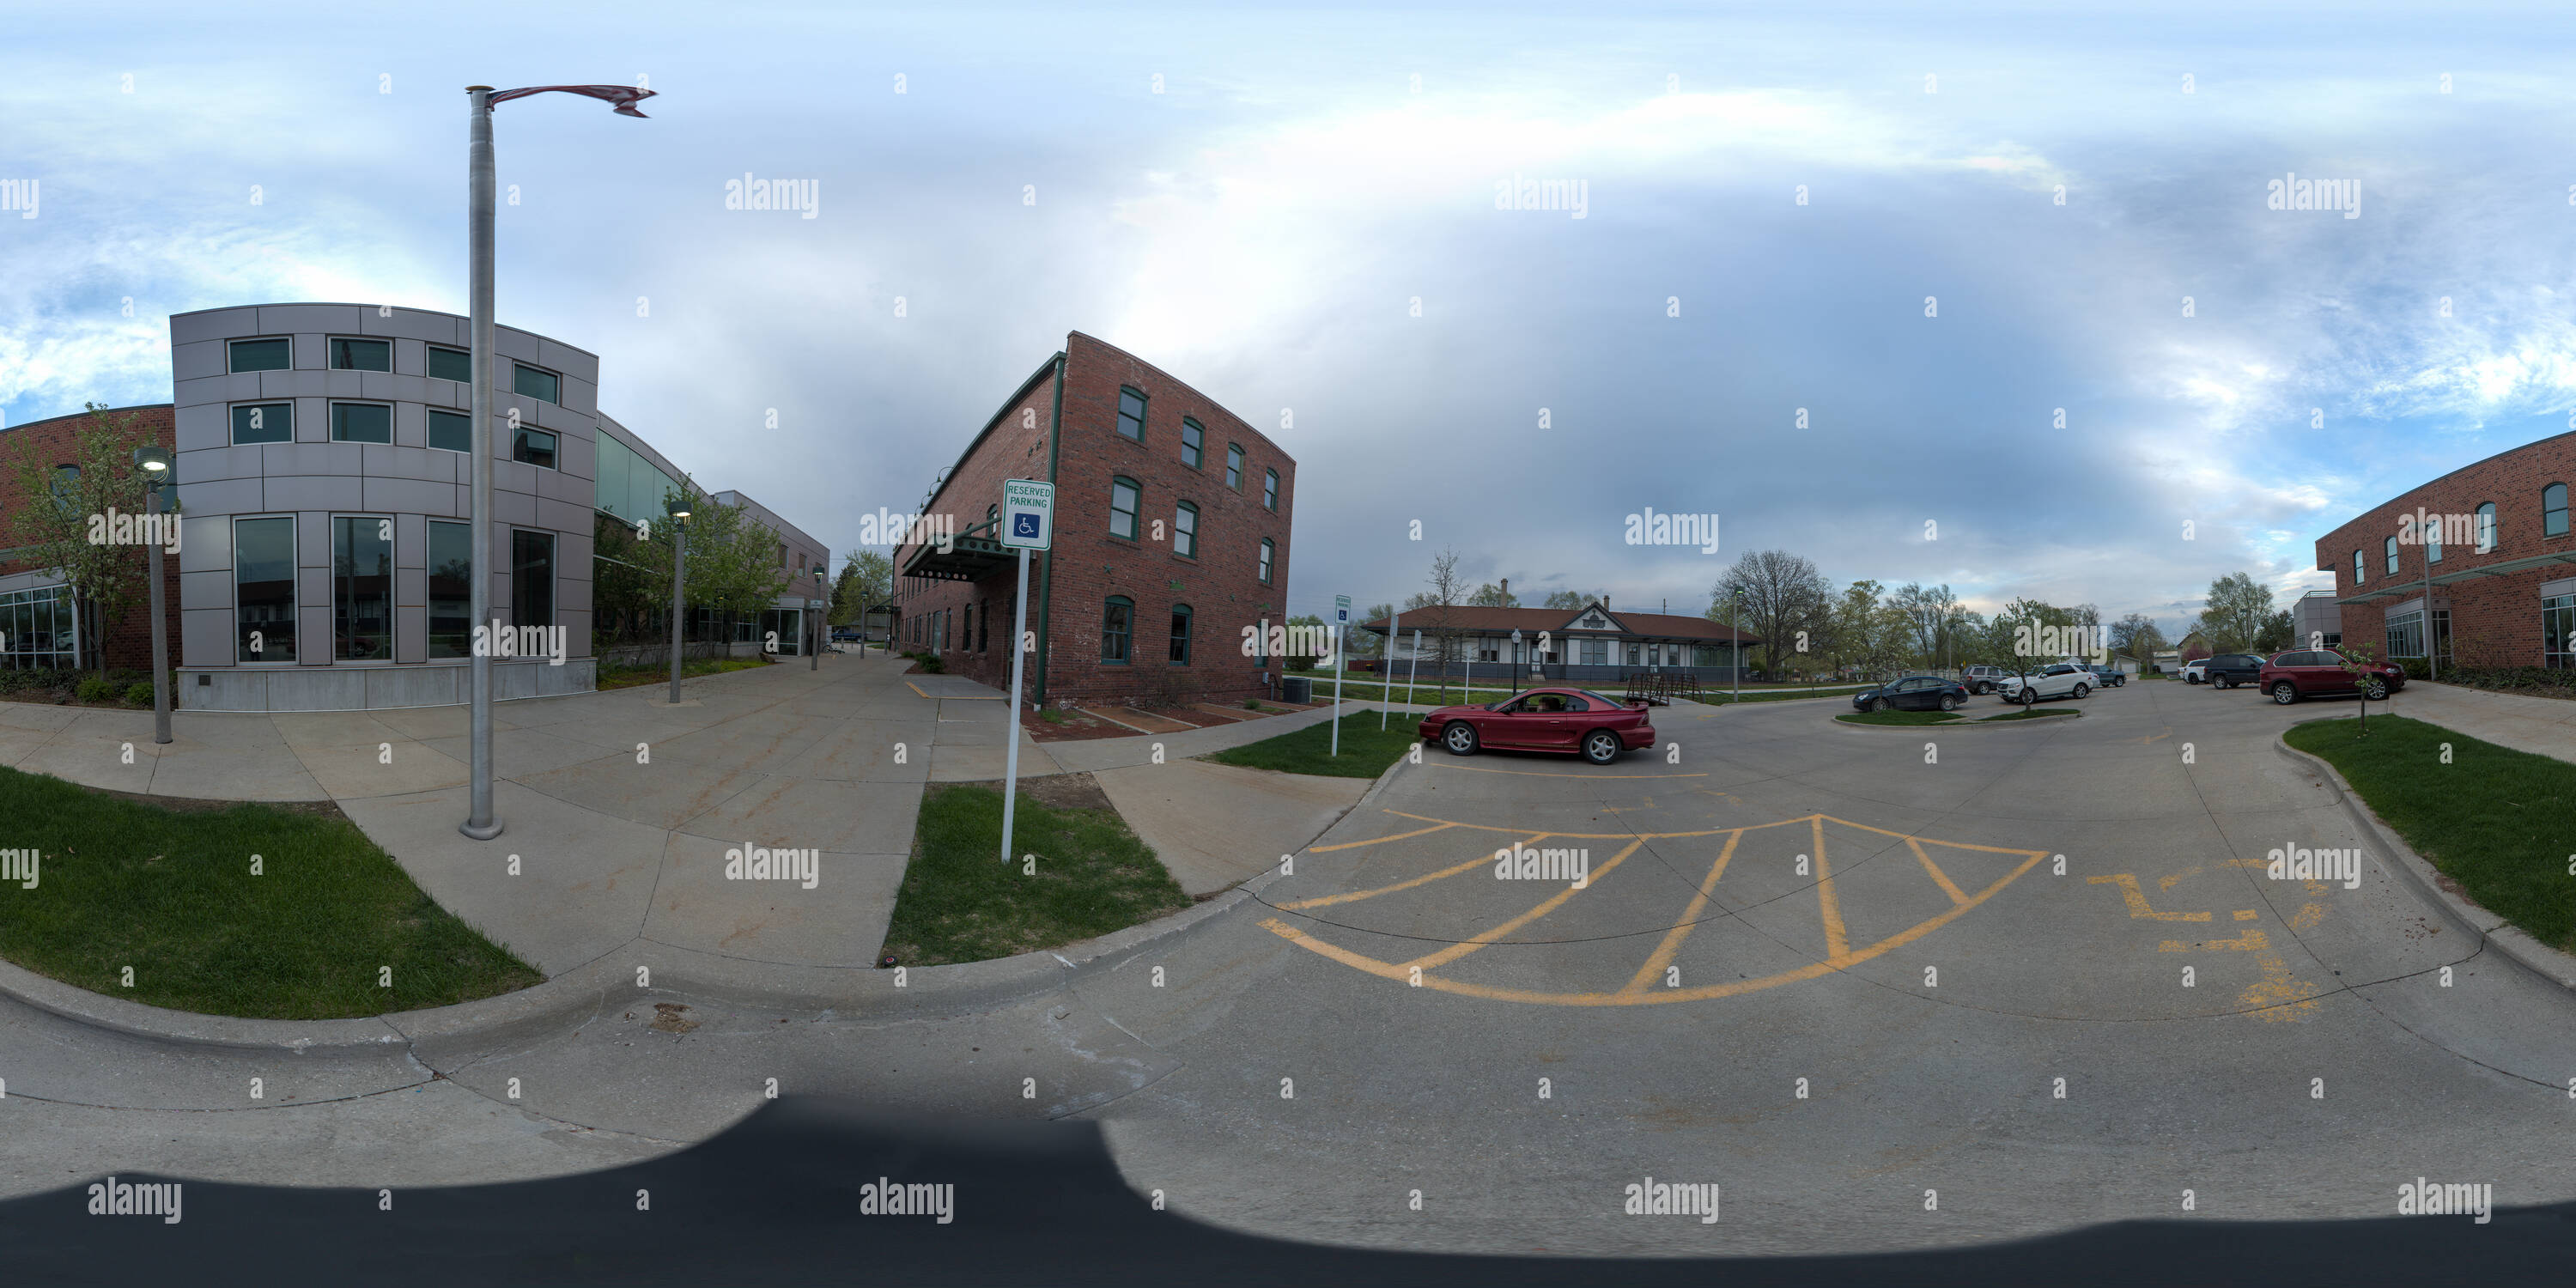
[1381,607,1399,730]
[1332,595,1351,756]
[999,479,1054,866]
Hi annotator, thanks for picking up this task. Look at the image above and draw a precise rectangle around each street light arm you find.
[486,84,659,117]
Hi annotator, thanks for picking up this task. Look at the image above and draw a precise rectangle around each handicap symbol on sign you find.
[1013,513,1041,538]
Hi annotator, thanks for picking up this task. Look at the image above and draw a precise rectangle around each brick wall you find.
[2315,430,2576,665]
[0,404,183,674]
[892,333,1298,708]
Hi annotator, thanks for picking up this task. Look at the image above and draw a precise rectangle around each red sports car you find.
[1418,688,1656,765]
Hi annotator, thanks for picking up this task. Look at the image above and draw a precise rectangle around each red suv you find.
[2257,649,2406,704]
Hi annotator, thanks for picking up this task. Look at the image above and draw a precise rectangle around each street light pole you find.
[133,447,173,745]
[460,86,501,841]
[666,497,692,703]
[811,562,826,671]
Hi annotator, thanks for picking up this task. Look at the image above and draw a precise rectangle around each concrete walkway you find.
[2391,680,2576,765]
[0,659,1394,978]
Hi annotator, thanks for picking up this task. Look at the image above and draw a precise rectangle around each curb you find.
[2273,731,2576,993]
[1832,710,2082,730]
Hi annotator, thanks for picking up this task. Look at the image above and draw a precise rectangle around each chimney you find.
[1499,578,1509,601]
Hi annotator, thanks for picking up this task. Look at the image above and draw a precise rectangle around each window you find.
[428,345,471,382]
[428,410,471,453]
[2476,501,2498,552]
[2426,513,2442,563]
[1258,538,1273,584]
[513,427,557,470]
[2385,608,2425,659]
[1109,477,1140,539]
[2546,593,2574,671]
[1263,469,1279,510]
[1173,501,1198,558]
[234,516,297,662]
[1181,418,1203,469]
[513,363,561,404]
[232,402,292,446]
[512,530,555,630]
[1170,604,1193,664]
[228,337,290,373]
[962,604,973,654]
[979,599,991,653]
[331,402,392,444]
[328,337,390,371]
[2384,535,2399,575]
[1580,639,1608,665]
[332,516,394,660]
[1225,444,1243,489]
[1115,387,1146,440]
[428,520,473,659]
[2548,483,2570,538]
[0,584,80,669]
[1102,596,1133,663]
[2352,549,2365,585]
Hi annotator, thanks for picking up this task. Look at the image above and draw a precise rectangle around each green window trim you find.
[1110,476,1140,540]
[1102,595,1133,664]
[1258,537,1274,585]
[1263,468,1279,510]
[1170,603,1193,665]
[1173,501,1198,558]
[1225,444,1243,489]
[1180,417,1204,469]
[1115,386,1147,440]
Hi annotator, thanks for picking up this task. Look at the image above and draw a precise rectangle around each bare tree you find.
[1421,549,1467,701]
[1711,550,1832,677]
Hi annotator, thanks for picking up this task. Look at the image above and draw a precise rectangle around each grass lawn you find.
[0,766,540,1018]
[595,655,773,690]
[1980,708,2080,721]
[1834,709,1963,726]
[1702,684,1872,705]
[2284,715,2576,952]
[880,781,1191,966]
[1203,708,1421,778]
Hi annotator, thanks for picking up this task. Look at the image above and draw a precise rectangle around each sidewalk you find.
[2391,681,2576,766]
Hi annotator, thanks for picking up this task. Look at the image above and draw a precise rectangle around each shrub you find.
[124,681,156,707]
[75,676,118,703]
[2397,657,2433,681]
[920,654,945,674]
[1244,698,1261,710]
[0,670,60,695]
[2444,665,2576,699]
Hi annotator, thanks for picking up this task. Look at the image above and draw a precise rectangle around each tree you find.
[1711,550,1832,676]
[1541,588,1606,611]
[1885,582,1965,671]
[2108,612,2166,669]
[2252,608,2295,653]
[1284,613,1327,671]
[1418,549,1468,700]
[0,404,162,676]
[1350,601,1398,659]
[671,489,791,641]
[831,550,893,626]
[2200,573,2275,653]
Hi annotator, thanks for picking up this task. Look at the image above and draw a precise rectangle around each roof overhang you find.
[2336,550,2576,605]
[899,534,1016,583]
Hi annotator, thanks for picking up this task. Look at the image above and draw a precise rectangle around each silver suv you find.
[1960,665,2010,695]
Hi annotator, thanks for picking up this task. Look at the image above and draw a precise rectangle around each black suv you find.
[2203,653,2264,689]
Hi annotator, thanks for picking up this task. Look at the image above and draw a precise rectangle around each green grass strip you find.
[1204,708,1423,778]
[882,783,1192,967]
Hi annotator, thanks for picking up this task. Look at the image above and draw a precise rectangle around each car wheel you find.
[1582,731,1620,765]
[2364,677,2390,700]
[2214,675,2230,690]
[1868,698,1888,713]
[2072,683,2089,699]
[1442,722,1479,756]
[2019,689,2037,707]
[1939,694,1959,711]
[2271,681,2298,705]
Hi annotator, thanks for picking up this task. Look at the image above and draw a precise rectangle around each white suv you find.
[2179,658,2209,683]
[1996,663,2093,704]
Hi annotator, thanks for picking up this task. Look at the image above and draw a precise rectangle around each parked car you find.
[1851,675,1972,713]
[1420,688,1654,765]
[2203,653,2266,689]
[2179,658,2209,683]
[1959,665,2012,695]
[2257,649,2407,703]
[2081,663,2127,688]
[830,627,862,642]
[1996,663,2093,704]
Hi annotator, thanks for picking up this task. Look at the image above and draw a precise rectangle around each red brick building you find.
[2315,430,2576,670]
[0,404,183,674]
[893,332,1296,708]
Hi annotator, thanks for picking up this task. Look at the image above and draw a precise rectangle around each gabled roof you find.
[1358,599,1758,645]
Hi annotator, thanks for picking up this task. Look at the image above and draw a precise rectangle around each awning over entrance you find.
[2336,550,2576,605]
[900,532,1015,583]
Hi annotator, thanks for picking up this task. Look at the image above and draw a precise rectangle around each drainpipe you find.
[1032,352,1065,709]
[2423,553,2438,682]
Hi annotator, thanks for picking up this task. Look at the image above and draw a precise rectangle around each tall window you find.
[331,402,392,443]
[2546,593,2574,670]
[228,337,291,373]
[2547,483,2570,538]
[428,409,471,453]
[2425,513,2442,563]
[1170,604,1193,664]
[428,520,473,658]
[2476,501,2498,552]
[513,427,557,469]
[1110,477,1140,539]
[513,363,560,404]
[979,598,991,652]
[1263,468,1279,510]
[1101,597,1132,663]
[332,516,394,660]
[234,516,296,662]
[2352,549,2364,585]
[2384,535,2399,575]
[1174,501,1198,557]
[1258,538,1274,584]
[2385,608,2425,659]
[1115,386,1147,440]
[328,337,390,371]
[1181,418,1203,469]
[428,345,471,382]
[1225,444,1243,489]
[512,531,555,630]
[962,603,973,655]
[232,402,292,445]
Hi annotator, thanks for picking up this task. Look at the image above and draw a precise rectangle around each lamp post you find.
[810,562,827,671]
[132,446,173,745]
[666,495,693,703]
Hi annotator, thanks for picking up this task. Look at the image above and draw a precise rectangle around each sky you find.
[7,1,2576,637]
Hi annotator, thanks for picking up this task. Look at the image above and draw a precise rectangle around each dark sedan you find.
[1419,688,1655,765]
[1850,675,1971,713]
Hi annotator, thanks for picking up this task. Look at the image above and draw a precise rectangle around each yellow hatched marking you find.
[1400,840,1646,972]
[1308,821,1457,854]
[1275,834,1548,912]
[1377,809,1817,841]
[1814,817,1850,963]
[2087,873,2211,921]
[1906,837,1970,907]
[1619,830,1743,996]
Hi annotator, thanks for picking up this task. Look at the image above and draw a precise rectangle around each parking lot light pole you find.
[665,497,692,703]
[811,562,827,670]
[132,446,173,745]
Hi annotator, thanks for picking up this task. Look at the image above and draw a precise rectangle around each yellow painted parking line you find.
[1400,839,1646,972]
[1309,821,1459,854]
[1274,833,1548,912]
[2087,873,2211,921]
[2159,927,2269,952]
[1812,817,1850,963]
[1377,808,1815,841]
[1619,830,1743,996]
[1906,837,1970,907]
[1425,762,1709,779]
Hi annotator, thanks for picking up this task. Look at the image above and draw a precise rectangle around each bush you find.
[2444,665,2576,699]
[920,654,945,674]
[0,670,61,695]
[123,681,156,707]
[2397,657,2433,681]
[76,676,118,703]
